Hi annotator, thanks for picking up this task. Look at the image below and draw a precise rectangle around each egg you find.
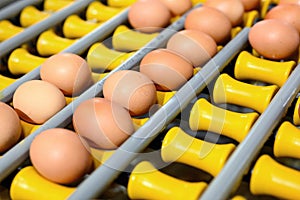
[0,102,21,152]
[128,0,171,33]
[158,0,192,16]
[140,48,194,91]
[40,53,93,96]
[73,98,135,150]
[204,0,244,27]
[249,19,300,60]
[13,80,66,124]
[265,4,300,34]
[184,6,232,44]
[30,128,92,184]
[166,29,217,67]
[279,0,300,5]
[103,70,157,116]
[240,0,260,11]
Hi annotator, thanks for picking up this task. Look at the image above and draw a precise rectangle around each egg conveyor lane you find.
[1,0,300,199]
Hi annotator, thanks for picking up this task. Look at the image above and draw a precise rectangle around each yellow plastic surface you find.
[235,51,295,87]
[10,166,75,200]
[36,29,77,56]
[250,154,300,199]
[293,97,300,126]
[0,75,16,90]
[87,42,135,72]
[20,120,41,138]
[20,6,50,27]
[128,161,207,200]
[112,25,159,52]
[43,0,74,12]
[8,48,46,75]
[86,1,123,22]
[274,121,300,159]
[213,73,279,113]
[0,20,23,42]
[161,126,236,176]
[189,98,259,142]
[107,0,136,7]
[243,10,259,27]
[156,90,176,106]
[63,15,102,39]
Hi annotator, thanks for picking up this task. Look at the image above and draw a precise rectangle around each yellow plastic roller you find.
[87,42,134,72]
[161,126,236,177]
[107,0,136,7]
[10,166,75,200]
[156,90,176,106]
[128,161,207,200]
[274,121,300,159]
[235,51,295,87]
[243,10,259,27]
[8,48,46,75]
[19,6,50,27]
[250,154,300,199]
[63,15,102,39]
[86,1,123,22]
[112,25,158,52]
[43,0,74,12]
[0,20,23,41]
[293,97,300,126]
[213,73,279,113]
[0,75,16,90]
[36,29,77,56]
[20,120,41,138]
[189,98,259,142]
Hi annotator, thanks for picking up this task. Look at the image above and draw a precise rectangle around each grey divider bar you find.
[0,5,193,182]
[0,0,42,20]
[200,64,300,200]
[68,28,250,200]
[0,0,94,57]
[0,7,130,103]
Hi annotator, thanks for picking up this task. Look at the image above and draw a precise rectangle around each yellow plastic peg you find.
[43,0,74,12]
[0,75,16,90]
[86,1,123,22]
[234,51,295,87]
[19,6,50,27]
[250,154,300,199]
[107,0,136,7]
[189,98,259,142]
[0,20,23,41]
[161,126,236,176]
[112,25,159,52]
[36,29,77,56]
[213,73,279,113]
[128,161,207,200]
[293,97,300,126]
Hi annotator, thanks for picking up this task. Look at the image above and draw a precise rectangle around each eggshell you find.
[158,0,192,16]
[184,6,232,44]
[73,98,135,150]
[40,53,93,96]
[103,70,157,116]
[279,0,300,5]
[249,19,300,60]
[204,0,244,27]
[30,128,92,184]
[166,29,217,67]
[240,0,260,11]
[13,80,66,124]
[128,0,171,33]
[140,48,194,91]
[0,102,21,152]
[265,4,300,34]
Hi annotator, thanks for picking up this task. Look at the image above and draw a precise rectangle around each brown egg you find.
[128,0,171,33]
[40,53,93,97]
[158,0,192,16]
[73,98,134,150]
[184,6,232,44]
[265,4,300,34]
[103,70,157,116]
[240,0,260,11]
[13,80,66,124]
[140,48,194,91]
[204,0,244,27]
[166,29,217,67]
[279,0,300,5]
[0,102,21,152]
[30,128,92,184]
[249,19,300,60]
